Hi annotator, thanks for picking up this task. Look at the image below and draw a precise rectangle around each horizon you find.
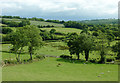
[1,15,118,21]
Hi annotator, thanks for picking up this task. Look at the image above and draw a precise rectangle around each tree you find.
[2,27,13,34]
[112,42,120,59]
[5,25,43,61]
[5,28,29,62]
[19,20,30,27]
[92,31,99,37]
[67,33,95,61]
[23,25,43,60]
[95,32,109,63]
[50,29,56,34]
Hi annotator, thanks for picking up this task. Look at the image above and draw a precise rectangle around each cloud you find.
[0,0,119,20]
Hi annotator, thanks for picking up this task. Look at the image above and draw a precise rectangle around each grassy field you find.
[40,28,82,34]
[2,57,118,81]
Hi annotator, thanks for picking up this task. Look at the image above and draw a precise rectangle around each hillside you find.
[78,19,118,24]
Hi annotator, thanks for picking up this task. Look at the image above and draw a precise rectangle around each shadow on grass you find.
[56,58,97,64]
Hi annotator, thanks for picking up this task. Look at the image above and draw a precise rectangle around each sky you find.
[0,0,119,21]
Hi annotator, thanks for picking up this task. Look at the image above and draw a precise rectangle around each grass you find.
[40,28,82,34]
[2,57,118,81]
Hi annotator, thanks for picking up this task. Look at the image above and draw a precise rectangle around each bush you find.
[2,27,13,34]
[4,59,17,64]
[60,55,72,59]
[89,59,96,63]
[106,58,114,62]
[34,55,45,60]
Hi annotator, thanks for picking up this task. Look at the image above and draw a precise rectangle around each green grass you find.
[2,57,118,81]
[40,28,82,34]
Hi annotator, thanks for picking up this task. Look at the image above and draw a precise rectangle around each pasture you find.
[1,41,118,81]
[2,57,118,81]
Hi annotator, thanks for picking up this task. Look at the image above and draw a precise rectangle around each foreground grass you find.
[2,57,118,81]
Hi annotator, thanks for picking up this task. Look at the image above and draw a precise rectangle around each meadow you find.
[2,57,118,81]
[1,18,119,81]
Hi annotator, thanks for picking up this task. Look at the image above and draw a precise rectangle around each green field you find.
[1,41,118,81]
[40,28,82,34]
[2,57,118,81]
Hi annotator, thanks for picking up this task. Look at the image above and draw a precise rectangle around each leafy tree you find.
[19,20,30,27]
[95,32,109,63]
[22,25,43,60]
[5,25,43,61]
[5,28,29,62]
[112,42,120,59]
[67,33,95,61]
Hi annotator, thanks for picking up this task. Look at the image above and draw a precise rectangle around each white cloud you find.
[0,0,119,20]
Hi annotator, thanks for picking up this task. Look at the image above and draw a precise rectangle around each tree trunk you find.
[85,50,89,61]
[30,53,32,60]
[100,51,105,64]
[76,53,80,60]
[17,47,23,62]
[29,46,33,60]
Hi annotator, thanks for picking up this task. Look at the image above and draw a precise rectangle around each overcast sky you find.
[0,0,119,20]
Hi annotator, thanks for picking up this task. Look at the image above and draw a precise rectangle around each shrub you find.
[60,55,72,59]
[2,27,13,34]
[4,59,17,64]
[34,55,45,60]
[106,58,115,62]
[89,59,96,63]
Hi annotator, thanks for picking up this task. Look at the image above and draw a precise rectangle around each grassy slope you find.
[40,28,82,34]
[2,57,118,81]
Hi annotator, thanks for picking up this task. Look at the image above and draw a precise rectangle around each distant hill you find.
[78,19,118,25]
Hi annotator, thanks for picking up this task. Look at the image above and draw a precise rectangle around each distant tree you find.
[80,28,90,35]
[92,31,99,37]
[19,20,30,27]
[2,27,13,34]
[50,29,56,34]
[40,31,51,40]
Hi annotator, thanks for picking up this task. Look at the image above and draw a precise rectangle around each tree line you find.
[1,15,65,24]
[2,19,30,27]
